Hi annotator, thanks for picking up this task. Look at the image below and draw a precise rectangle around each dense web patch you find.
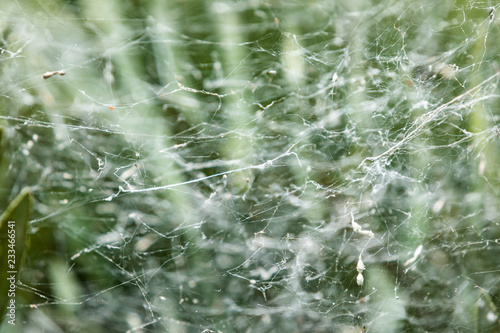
[1,0,500,332]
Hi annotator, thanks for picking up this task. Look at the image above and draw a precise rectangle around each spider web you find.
[1,0,500,332]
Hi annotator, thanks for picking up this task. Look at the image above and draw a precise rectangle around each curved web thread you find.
[0,1,500,332]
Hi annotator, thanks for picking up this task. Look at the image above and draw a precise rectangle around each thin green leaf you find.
[0,188,33,322]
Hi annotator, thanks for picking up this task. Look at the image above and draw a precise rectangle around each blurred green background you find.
[1,0,500,332]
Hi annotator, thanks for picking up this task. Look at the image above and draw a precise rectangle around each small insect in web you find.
[330,72,338,99]
[489,7,495,21]
[42,70,66,79]
[332,72,338,84]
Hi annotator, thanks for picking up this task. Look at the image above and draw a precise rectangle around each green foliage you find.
[1,0,500,332]
[0,188,32,320]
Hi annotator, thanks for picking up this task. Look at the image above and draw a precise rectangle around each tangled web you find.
[1,0,500,332]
